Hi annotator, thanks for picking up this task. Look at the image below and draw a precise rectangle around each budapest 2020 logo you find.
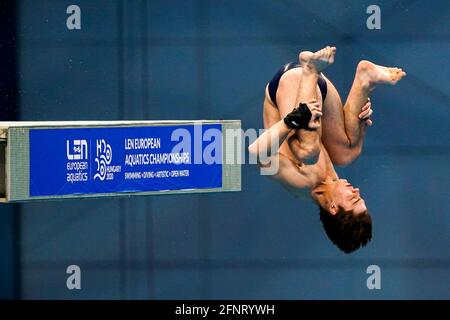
[94,139,121,181]
[94,139,112,181]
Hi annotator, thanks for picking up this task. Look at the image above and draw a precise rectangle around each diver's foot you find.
[356,60,406,89]
[300,46,336,73]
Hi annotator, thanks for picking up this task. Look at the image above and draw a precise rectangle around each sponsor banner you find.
[29,124,222,196]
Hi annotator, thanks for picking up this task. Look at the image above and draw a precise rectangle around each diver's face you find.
[330,179,367,214]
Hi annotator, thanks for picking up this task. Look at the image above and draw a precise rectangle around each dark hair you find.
[319,207,372,253]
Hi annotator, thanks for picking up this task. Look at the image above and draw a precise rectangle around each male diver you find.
[248,46,405,253]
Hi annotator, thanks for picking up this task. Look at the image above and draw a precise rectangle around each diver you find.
[249,46,406,253]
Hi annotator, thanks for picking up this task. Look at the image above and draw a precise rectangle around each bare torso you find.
[263,84,336,197]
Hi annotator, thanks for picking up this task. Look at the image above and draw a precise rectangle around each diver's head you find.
[311,178,372,253]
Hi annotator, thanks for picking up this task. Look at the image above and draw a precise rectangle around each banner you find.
[29,124,223,196]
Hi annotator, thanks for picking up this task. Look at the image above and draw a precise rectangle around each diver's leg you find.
[321,60,406,165]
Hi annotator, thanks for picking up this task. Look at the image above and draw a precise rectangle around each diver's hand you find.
[306,98,322,130]
[284,98,322,130]
[358,98,373,126]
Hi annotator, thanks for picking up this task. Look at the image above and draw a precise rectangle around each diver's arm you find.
[249,99,322,162]
[248,119,291,159]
